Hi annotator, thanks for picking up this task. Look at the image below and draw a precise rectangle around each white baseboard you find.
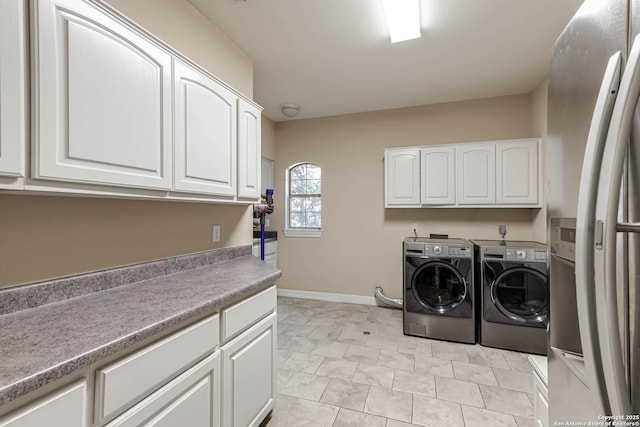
[276,288,378,306]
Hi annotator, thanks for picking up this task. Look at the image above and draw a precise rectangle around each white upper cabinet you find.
[496,139,539,205]
[385,149,421,206]
[385,139,541,208]
[237,99,262,200]
[0,0,26,182]
[174,60,237,196]
[456,143,496,205]
[421,146,455,205]
[32,0,173,190]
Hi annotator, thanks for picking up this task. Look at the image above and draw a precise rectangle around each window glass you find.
[287,163,321,230]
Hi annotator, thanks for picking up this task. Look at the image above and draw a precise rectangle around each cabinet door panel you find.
[147,378,212,427]
[108,352,221,427]
[456,144,496,204]
[222,313,276,427]
[32,0,172,190]
[0,381,87,427]
[385,149,421,206]
[174,61,237,196]
[497,140,539,204]
[421,146,455,205]
[0,0,26,181]
[237,99,261,200]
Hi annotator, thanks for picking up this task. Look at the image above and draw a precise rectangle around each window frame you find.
[284,162,322,238]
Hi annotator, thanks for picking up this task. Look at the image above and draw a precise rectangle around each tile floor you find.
[265,297,538,427]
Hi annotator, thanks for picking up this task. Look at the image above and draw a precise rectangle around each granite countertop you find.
[0,246,281,408]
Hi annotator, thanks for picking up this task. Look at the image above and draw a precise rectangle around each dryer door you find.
[490,266,548,326]
[411,260,468,313]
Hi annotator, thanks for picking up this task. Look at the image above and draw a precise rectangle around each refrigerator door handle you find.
[616,221,640,233]
[576,51,622,416]
[593,34,640,417]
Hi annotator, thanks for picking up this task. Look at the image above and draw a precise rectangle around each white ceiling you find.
[188,0,585,121]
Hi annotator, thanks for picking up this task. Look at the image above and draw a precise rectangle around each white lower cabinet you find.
[107,352,220,427]
[0,381,87,427]
[529,355,548,427]
[95,315,219,423]
[222,313,276,427]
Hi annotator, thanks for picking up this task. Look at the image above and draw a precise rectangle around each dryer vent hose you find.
[374,287,403,310]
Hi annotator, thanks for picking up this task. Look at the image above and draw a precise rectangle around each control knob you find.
[433,246,442,255]
[516,249,526,259]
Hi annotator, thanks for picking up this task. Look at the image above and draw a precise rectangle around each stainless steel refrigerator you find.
[548,0,640,421]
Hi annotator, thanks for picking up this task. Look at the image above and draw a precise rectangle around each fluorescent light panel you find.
[382,0,421,43]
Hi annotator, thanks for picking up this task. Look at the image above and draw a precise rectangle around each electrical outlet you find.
[212,225,221,242]
[410,223,418,235]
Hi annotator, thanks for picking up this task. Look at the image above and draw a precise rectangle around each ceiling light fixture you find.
[382,0,421,43]
[281,103,299,117]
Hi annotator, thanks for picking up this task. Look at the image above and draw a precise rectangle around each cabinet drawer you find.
[222,286,276,342]
[95,315,219,423]
[107,352,220,427]
[0,381,87,427]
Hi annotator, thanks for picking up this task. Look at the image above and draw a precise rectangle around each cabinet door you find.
[222,313,276,427]
[32,0,172,190]
[385,149,421,206]
[421,146,455,205]
[496,139,539,205]
[0,381,87,427]
[456,144,496,205]
[0,0,26,181]
[174,60,237,196]
[237,99,261,200]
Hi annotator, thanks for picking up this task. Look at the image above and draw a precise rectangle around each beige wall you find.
[0,196,251,287]
[272,94,541,299]
[261,116,277,160]
[530,78,549,242]
[105,0,254,97]
[0,0,255,289]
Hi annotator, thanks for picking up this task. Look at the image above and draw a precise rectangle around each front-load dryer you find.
[472,240,548,355]
[403,237,475,344]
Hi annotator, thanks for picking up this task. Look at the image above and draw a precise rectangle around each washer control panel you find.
[424,244,471,257]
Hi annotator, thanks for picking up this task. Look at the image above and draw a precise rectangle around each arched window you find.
[284,163,322,237]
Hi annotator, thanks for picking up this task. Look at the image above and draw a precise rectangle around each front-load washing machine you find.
[472,240,548,355]
[403,237,475,344]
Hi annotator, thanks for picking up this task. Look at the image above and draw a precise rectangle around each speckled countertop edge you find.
[0,248,281,407]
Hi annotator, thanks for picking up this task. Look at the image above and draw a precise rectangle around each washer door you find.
[490,266,548,323]
[411,260,467,313]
